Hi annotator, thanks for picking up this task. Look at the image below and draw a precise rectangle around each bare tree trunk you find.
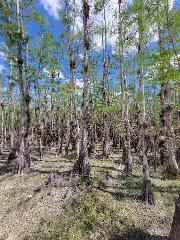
[73,0,91,178]
[42,74,48,148]
[138,1,155,205]
[169,195,180,240]
[57,116,65,155]
[65,117,71,156]
[123,92,133,175]
[9,61,15,150]
[14,0,30,174]
[156,0,179,177]
[0,102,4,154]
[0,71,4,153]
[65,0,80,159]
[118,0,132,175]
[165,0,180,68]
[102,3,111,158]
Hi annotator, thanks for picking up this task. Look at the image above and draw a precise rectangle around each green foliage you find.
[32,11,46,25]
[28,156,180,240]
[93,0,106,14]
[35,223,69,240]
[96,104,118,114]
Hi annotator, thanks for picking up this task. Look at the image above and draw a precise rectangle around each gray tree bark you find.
[73,0,91,178]
[13,0,31,174]
[156,0,179,177]
[118,0,132,175]
[169,195,180,240]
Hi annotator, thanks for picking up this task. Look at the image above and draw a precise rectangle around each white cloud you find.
[39,0,175,48]
[76,78,83,88]
[39,0,60,19]
[43,68,49,75]
[74,15,83,32]
[170,54,180,68]
[0,42,7,60]
[149,0,175,43]
[58,70,64,79]
[90,0,119,48]
[114,91,121,97]
[0,52,5,59]
[43,68,64,79]
[150,31,159,43]
[79,53,83,60]
[93,34,102,49]
[169,0,175,10]
[39,0,130,48]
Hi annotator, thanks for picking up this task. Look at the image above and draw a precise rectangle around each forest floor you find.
[0,147,179,240]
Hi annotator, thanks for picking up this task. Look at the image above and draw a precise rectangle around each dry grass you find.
[0,149,179,240]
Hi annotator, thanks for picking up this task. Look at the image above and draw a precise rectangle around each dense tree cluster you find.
[0,0,179,238]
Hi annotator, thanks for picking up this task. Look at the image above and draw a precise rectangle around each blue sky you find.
[0,0,179,89]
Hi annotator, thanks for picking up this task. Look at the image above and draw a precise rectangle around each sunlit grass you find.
[0,150,179,239]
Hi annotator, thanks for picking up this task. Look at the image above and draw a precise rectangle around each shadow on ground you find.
[0,152,13,174]
[110,228,168,240]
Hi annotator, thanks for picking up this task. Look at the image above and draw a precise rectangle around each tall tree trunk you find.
[102,2,111,158]
[13,0,30,174]
[169,195,180,240]
[165,0,180,68]
[42,74,48,148]
[73,0,91,178]
[118,0,132,175]
[65,0,80,159]
[138,0,155,205]
[0,99,4,154]
[50,72,55,147]
[9,61,15,150]
[0,74,4,154]
[65,117,71,156]
[156,0,179,177]
[88,93,95,155]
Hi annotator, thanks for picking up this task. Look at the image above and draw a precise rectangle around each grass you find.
[0,149,179,240]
